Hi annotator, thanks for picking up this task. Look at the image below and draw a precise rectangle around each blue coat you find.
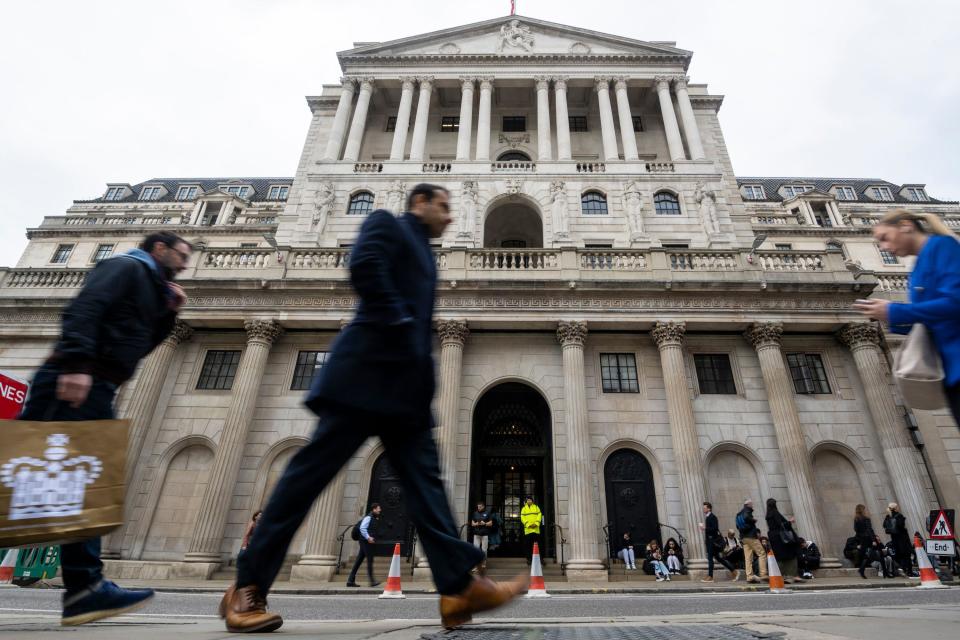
[888,234,960,386]
[306,210,437,423]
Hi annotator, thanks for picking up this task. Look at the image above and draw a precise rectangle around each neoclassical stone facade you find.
[1,15,959,582]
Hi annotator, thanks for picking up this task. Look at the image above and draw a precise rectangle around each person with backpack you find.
[765,498,800,583]
[346,504,382,588]
[736,499,767,584]
[883,502,915,577]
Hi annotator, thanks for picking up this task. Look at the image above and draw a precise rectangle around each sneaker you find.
[665,574,671,581]
[61,580,155,626]
[747,576,761,584]
[802,572,813,580]
[656,576,665,582]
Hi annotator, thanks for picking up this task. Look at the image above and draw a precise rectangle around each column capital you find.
[673,75,690,90]
[339,77,357,91]
[458,76,476,90]
[654,75,673,90]
[416,75,435,87]
[745,321,784,351]
[356,77,375,92]
[593,76,611,91]
[164,319,194,346]
[652,321,686,349]
[613,76,630,91]
[557,320,588,347]
[436,319,470,346]
[535,76,551,91]
[478,77,494,90]
[837,322,881,351]
[552,76,568,90]
[400,77,416,91]
[244,319,283,345]
[339,318,351,330]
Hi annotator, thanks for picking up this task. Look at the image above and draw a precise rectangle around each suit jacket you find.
[306,210,437,423]
[704,512,721,540]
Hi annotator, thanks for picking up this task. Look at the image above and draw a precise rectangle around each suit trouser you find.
[236,405,483,596]
[347,539,375,584]
[706,540,735,577]
[741,537,767,578]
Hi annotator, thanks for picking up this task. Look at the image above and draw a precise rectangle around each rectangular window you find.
[694,354,737,394]
[783,185,813,198]
[600,353,640,393]
[835,186,856,200]
[662,243,689,249]
[51,244,74,264]
[201,202,222,226]
[176,186,199,200]
[568,116,588,132]
[879,248,899,265]
[222,185,250,198]
[786,353,831,395]
[440,116,460,132]
[906,187,928,201]
[240,242,258,248]
[385,116,397,132]
[742,185,765,200]
[502,116,526,132]
[631,116,643,132]
[500,239,527,248]
[92,244,114,263]
[812,207,833,227]
[775,243,793,250]
[267,185,289,200]
[197,350,242,390]
[290,350,328,390]
[104,186,126,201]
[139,186,162,201]
[870,186,893,201]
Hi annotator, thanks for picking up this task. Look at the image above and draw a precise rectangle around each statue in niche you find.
[623,180,646,239]
[497,20,535,53]
[694,182,721,236]
[550,181,570,238]
[457,181,479,238]
[385,180,406,213]
[312,182,335,232]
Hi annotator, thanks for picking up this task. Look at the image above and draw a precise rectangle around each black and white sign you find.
[926,539,956,557]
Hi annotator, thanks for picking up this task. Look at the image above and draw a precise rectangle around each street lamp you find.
[745,233,767,264]
[262,233,282,263]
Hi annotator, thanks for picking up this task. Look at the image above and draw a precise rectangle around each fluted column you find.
[435,320,469,508]
[594,77,619,161]
[342,78,374,162]
[655,76,685,161]
[389,78,415,161]
[181,320,283,570]
[673,76,705,160]
[553,77,571,160]
[745,322,835,565]
[323,78,356,161]
[409,76,434,162]
[613,77,639,161]
[651,322,706,565]
[557,321,606,580]
[454,78,475,161]
[290,471,347,581]
[475,78,493,161]
[535,76,552,161]
[838,323,930,532]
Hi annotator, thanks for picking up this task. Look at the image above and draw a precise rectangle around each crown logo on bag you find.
[1,434,102,520]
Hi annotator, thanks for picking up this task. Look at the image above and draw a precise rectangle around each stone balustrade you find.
[668,251,740,271]
[755,250,824,271]
[467,249,558,270]
[203,249,275,269]
[422,162,452,173]
[491,160,536,173]
[751,213,797,225]
[576,162,605,173]
[580,250,646,270]
[645,162,675,173]
[2,269,89,288]
[353,162,384,173]
[876,273,908,291]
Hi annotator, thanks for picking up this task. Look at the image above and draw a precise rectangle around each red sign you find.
[930,509,955,540]
[0,372,28,419]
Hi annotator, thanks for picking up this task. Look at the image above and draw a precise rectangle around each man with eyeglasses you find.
[18,231,192,626]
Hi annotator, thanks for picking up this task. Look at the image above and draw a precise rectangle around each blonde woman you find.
[853,209,960,425]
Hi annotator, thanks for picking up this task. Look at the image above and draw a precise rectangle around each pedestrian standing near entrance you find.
[18,231,192,626]
[766,498,800,583]
[699,501,740,582]
[736,499,768,584]
[520,496,543,565]
[346,504,381,588]
[883,502,915,577]
[219,185,526,633]
[853,209,960,425]
[854,503,878,578]
[471,501,494,574]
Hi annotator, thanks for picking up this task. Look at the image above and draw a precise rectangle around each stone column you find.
[435,320,469,507]
[535,76,552,161]
[557,321,606,580]
[389,78,415,161]
[553,77,571,161]
[409,76,434,162]
[323,78,356,161]
[594,77,619,161]
[342,78,374,162]
[178,320,283,577]
[290,471,347,581]
[651,322,706,566]
[455,78,475,161]
[672,76,706,160]
[838,323,930,531]
[613,77,639,161]
[655,76,686,161]
[475,78,493,161]
[745,322,836,565]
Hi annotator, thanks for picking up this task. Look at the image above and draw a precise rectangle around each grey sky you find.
[1,0,957,265]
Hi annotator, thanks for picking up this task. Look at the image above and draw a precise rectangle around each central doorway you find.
[470,382,553,558]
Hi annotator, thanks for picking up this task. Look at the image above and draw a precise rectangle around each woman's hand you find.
[852,298,890,323]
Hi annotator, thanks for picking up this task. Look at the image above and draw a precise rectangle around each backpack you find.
[735,511,748,533]
[350,518,364,541]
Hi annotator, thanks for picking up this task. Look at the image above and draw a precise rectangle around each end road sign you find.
[926,539,955,558]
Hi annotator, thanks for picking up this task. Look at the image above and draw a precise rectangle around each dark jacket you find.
[766,510,798,561]
[306,211,437,421]
[883,511,912,549]
[737,506,760,539]
[854,516,875,545]
[704,512,722,540]
[47,252,175,384]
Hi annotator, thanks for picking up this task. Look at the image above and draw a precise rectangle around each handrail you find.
[551,523,567,574]
[459,523,469,540]
[408,527,418,577]
[334,524,354,576]
[657,521,687,556]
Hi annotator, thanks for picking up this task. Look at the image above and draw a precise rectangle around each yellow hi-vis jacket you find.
[520,504,543,534]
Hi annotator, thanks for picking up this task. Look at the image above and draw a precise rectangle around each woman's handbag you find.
[893,323,947,410]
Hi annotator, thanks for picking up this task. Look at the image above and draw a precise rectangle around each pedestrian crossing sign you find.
[929,510,954,540]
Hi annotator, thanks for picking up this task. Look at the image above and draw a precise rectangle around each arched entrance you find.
[604,449,660,558]
[470,382,554,557]
[366,453,412,556]
[483,200,543,248]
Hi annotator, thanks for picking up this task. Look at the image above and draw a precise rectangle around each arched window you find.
[581,191,608,215]
[653,191,681,215]
[497,151,531,162]
[347,191,374,216]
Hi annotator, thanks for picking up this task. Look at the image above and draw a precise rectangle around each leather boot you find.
[223,585,283,633]
[439,574,528,629]
[218,583,235,618]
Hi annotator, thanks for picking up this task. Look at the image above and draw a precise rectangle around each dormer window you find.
[906,187,928,201]
[835,186,857,201]
[104,186,126,201]
[267,185,289,200]
[139,186,163,201]
[742,185,765,200]
[176,186,199,200]
[221,185,250,198]
[783,185,813,198]
[869,186,893,201]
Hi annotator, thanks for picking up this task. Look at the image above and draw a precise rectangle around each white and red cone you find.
[914,534,947,589]
[378,543,406,599]
[0,549,18,584]
[525,542,550,598]
[766,550,789,594]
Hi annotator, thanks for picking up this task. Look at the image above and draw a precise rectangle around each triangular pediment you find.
[338,15,691,62]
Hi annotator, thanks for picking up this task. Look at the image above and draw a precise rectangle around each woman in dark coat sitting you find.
[765,498,799,583]
[664,537,685,574]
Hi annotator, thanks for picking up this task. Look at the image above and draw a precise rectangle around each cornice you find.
[25,224,278,239]
[340,53,690,66]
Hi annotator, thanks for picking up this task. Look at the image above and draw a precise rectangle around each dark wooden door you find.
[367,455,411,556]
[480,457,543,557]
[604,449,659,558]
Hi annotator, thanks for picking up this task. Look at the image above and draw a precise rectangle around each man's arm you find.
[349,210,410,326]
[359,515,373,542]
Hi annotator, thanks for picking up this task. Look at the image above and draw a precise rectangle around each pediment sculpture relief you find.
[439,42,461,55]
[497,20,535,53]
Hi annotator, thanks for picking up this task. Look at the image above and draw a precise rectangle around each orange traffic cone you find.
[766,550,788,594]
[525,542,550,598]
[0,549,17,584]
[378,543,405,599]
[914,535,947,589]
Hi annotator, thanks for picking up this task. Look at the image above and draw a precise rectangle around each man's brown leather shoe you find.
[439,575,528,629]
[218,583,235,618]
[222,585,283,633]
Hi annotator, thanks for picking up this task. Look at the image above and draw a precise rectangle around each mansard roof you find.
[76,177,294,204]
[736,177,957,205]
